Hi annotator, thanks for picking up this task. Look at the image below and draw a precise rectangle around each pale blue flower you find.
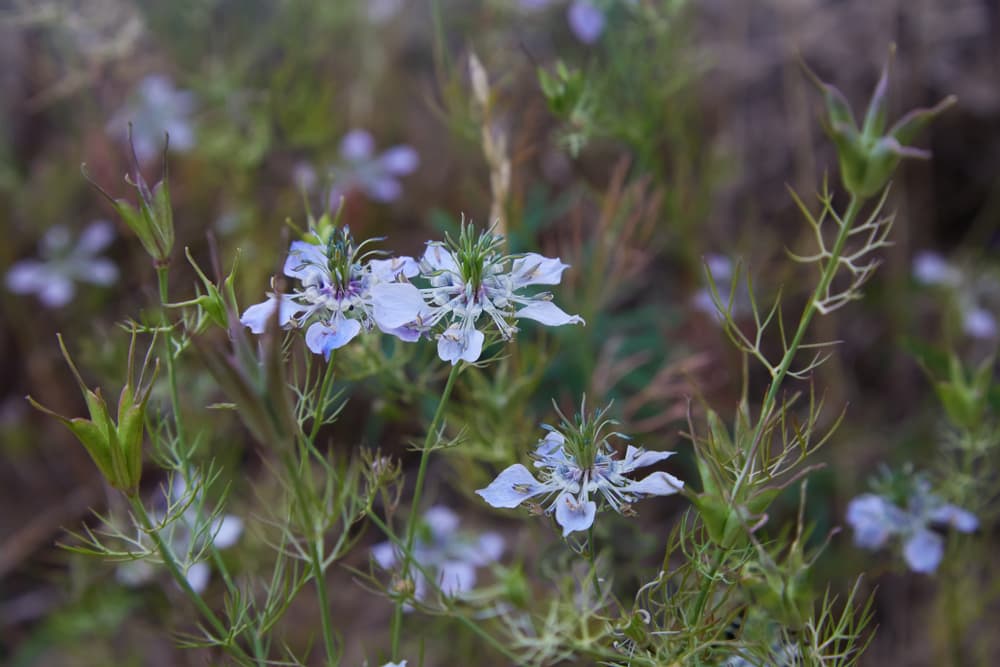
[846,478,977,574]
[107,75,196,164]
[240,228,418,358]
[372,506,504,604]
[371,226,583,364]
[912,251,998,340]
[329,129,419,205]
[6,221,118,308]
[477,414,682,536]
[381,662,407,667]
[117,475,243,593]
[568,1,606,43]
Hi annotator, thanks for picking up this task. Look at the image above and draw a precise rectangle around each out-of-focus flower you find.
[692,253,734,320]
[107,75,196,164]
[372,506,503,605]
[240,227,418,358]
[367,0,403,23]
[477,405,682,536]
[6,221,118,307]
[371,224,583,364]
[846,476,977,573]
[118,475,243,592]
[912,251,998,340]
[381,662,407,667]
[329,129,418,205]
[567,1,606,43]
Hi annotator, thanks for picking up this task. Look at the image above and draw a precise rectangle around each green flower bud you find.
[27,331,158,495]
[805,49,954,198]
[85,124,175,266]
[934,354,994,431]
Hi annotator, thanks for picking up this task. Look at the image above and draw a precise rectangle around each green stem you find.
[310,540,339,666]
[156,266,188,447]
[731,194,863,499]
[390,363,462,659]
[587,525,603,599]
[691,551,724,627]
[309,355,337,442]
[128,495,237,651]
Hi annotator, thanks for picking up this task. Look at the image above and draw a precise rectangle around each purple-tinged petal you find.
[623,471,683,497]
[210,515,244,549]
[365,175,403,203]
[423,506,460,539]
[536,430,565,457]
[622,445,674,472]
[554,492,597,536]
[283,241,328,280]
[372,540,397,569]
[928,504,978,533]
[41,226,72,256]
[39,276,75,307]
[5,260,49,294]
[340,129,375,162]
[305,318,362,358]
[567,0,605,44]
[369,256,420,282]
[472,532,505,565]
[846,494,900,549]
[372,282,426,329]
[963,307,997,339]
[912,251,961,287]
[185,562,212,593]
[510,253,569,287]
[422,244,460,273]
[78,259,119,286]
[241,296,306,334]
[76,221,116,255]
[516,300,584,326]
[438,325,484,364]
[903,528,944,573]
[380,146,420,175]
[437,560,477,596]
[476,464,547,508]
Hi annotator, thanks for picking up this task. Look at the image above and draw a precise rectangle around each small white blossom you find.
[6,221,118,308]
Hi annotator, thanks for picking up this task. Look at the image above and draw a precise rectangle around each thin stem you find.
[731,194,863,499]
[691,550,724,627]
[309,355,338,442]
[390,363,462,659]
[156,266,188,447]
[587,525,603,599]
[128,495,237,650]
[310,540,339,666]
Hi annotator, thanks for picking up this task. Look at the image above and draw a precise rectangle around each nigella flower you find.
[328,129,419,205]
[567,1,606,43]
[370,224,584,364]
[477,403,683,536]
[117,475,243,593]
[240,226,418,358]
[846,475,977,573]
[372,506,504,605]
[106,75,196,164]
[912,251,998,339]
[6,221,118,308]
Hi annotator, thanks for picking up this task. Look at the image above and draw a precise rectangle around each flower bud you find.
[28,331,157,495]
[806,49,955,198]
[85,124,175,266]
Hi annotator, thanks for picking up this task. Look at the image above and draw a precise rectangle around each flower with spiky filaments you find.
[241,226,418,358]
[477,403,683,536]
[846,474,977,573]
[371,223,584,364]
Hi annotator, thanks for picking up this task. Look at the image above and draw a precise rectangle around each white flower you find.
[107,75,196,164]
[6,221,118,308]
[371,226,583,364]
[477,407,682,536]
[372,506,503,606]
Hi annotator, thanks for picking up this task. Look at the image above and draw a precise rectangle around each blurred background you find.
[1,1,998,665]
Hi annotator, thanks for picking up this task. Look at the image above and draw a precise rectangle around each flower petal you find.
[76,220,116,254]
[516,300,584,326]
[623,471,683,497]
[340,129,375,162]
[380,146,420,175]
[422,244,460,273]
[846,494,899,549]
[305,317,363,358]
[928,504,978,533]
[283,241,328,280]
[5,260,49,294]
[903,528,944,573]
[510,253,569,287]
[39,276,75,307]
[423,506,460,539]
[241,296,304,333]
[365,175,403,203]
[78,259,119,286]
[372,540,398,569]
[622,445,674,472]
[185,562,212,593]
[476,464,547,508]
[554,492,597,536]
[211,515,244,549]
[369,256,420,282]
[437,560,476,596]
[437,325,484,364]
[372,282,426,329]
[567,0,605,44]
